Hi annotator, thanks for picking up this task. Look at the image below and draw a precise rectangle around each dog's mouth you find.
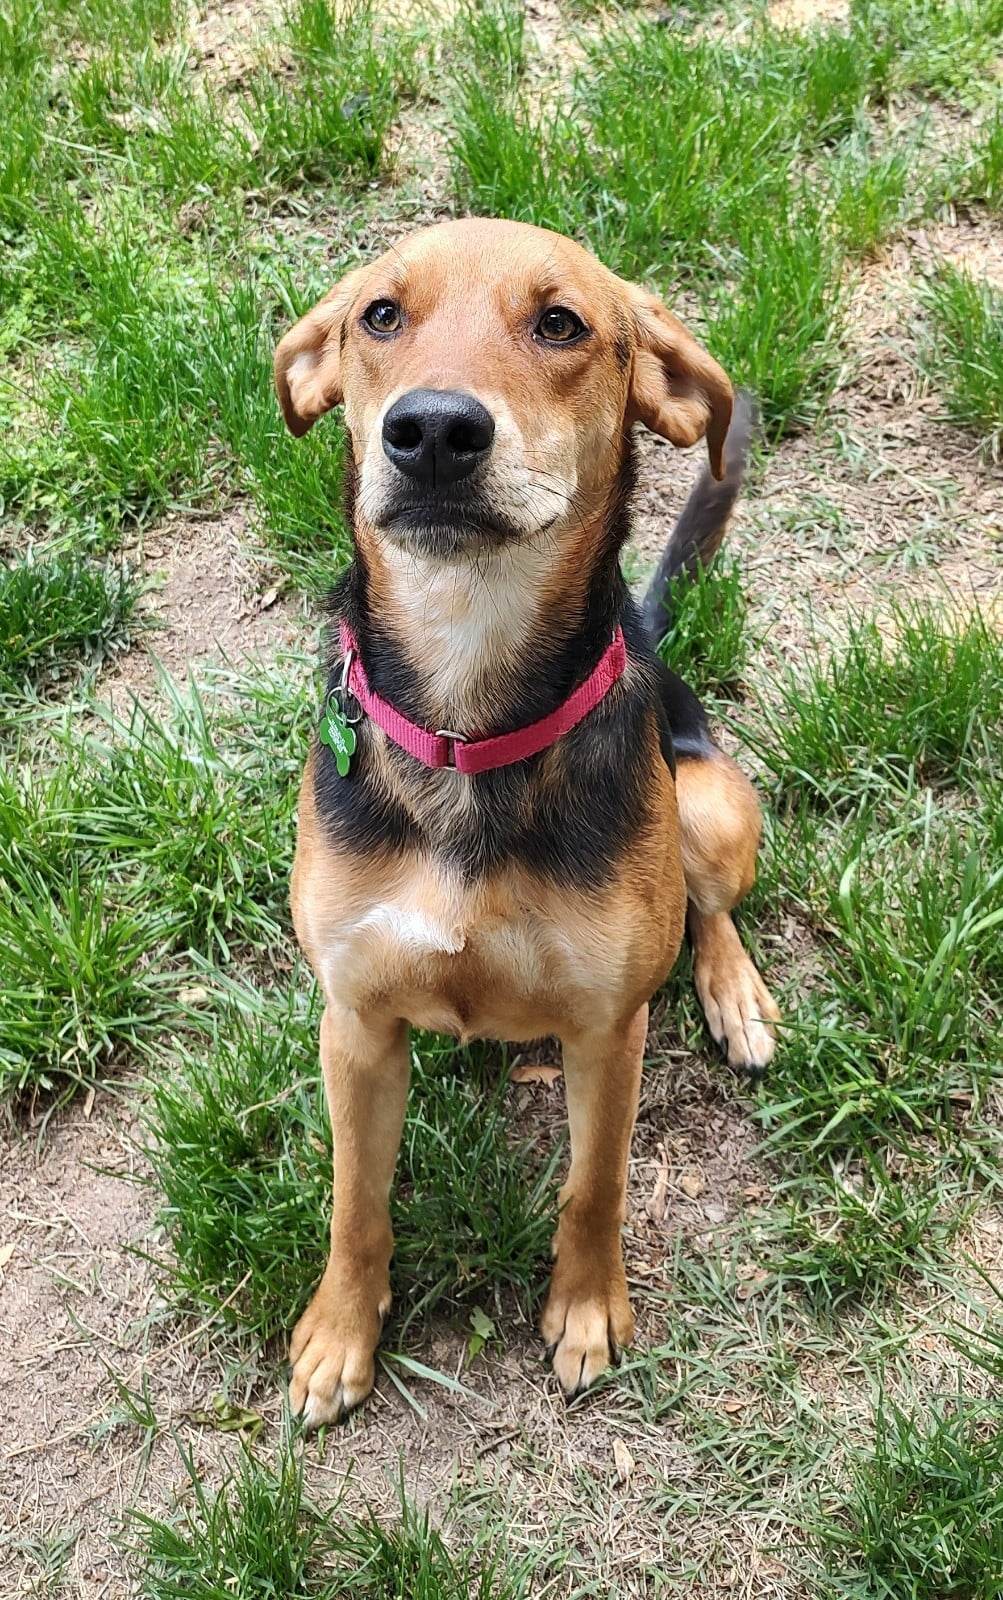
[375,495,546,554]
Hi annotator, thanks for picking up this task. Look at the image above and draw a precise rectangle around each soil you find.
[768,0,849,28]
[102,508,311,708]
[0,1049,770,1597]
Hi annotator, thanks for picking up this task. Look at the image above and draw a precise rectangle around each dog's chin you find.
[373,501,548,561]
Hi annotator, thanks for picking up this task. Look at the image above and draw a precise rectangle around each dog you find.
[273,217,779,1427]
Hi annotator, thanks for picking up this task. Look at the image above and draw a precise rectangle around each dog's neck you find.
[342,532,625,741]
[336,446,635,740]
[372,537,584,733]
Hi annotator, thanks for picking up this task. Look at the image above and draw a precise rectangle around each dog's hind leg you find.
[674,749,779,1075]
[642,387,777,1071]
[652,661,779,1074]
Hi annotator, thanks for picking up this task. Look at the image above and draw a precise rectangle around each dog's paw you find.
[541,1264,634,1397]
[288,1279,389,1429]
[694,946,779,1077]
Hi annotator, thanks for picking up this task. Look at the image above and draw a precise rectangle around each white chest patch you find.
[355,899,466,956]
[319,862,472,1004]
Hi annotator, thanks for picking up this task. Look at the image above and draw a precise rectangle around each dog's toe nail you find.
[302,1385,347,1431]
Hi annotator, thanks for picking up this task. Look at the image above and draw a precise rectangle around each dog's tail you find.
[640,388,756,642]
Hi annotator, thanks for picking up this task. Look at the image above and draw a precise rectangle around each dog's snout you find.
[382,388,495,487]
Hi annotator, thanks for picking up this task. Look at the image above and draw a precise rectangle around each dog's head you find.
[275,218,732,561]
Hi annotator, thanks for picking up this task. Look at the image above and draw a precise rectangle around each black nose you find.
[382,388,495,487]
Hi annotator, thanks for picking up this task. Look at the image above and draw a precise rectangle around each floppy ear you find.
[626,287,733,480]
[274,267,367,437]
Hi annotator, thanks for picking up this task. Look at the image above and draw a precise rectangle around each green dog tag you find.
[318,694,358,776]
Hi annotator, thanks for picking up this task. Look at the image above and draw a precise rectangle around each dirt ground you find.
[2,1,1001,1594]
[0,1025,780,1595]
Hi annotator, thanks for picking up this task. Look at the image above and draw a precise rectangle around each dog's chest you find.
[316,859,627,1042]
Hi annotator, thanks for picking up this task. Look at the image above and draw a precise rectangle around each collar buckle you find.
[435,729,468,769]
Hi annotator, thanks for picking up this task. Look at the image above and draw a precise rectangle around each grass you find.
[449,0,526,91]
[50,0,181,49]
[450,25,853,437]
[0,0,377,570]
[65,48,246,201]
[130,1429,536,1599]
[747,606,1003,806]
[3,233,351,578]
[749,853,1001,1306]
[766,1170,970,1309]
[960,107,1003,212]
[700,202,847,439]
[450,2,1003,436]
[0,657,310,1107]
[734,607,1003,1310]
[77,665,309,959]
[131,1436,338,1598]
[3,0,994,562]
[827,129,922,258]
[656,558,749,699]
[3,223,221,538]
[42,2,404,203]
[0,856,168,1107]
[919,267,1003,457]
[815,1399,1003,1598]
[142,983,557,1339]
[859,0,1003,104]
[199,275,353,594]
[0,553,137,706]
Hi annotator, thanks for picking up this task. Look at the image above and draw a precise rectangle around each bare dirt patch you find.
[101,506,312,707]
[918,216,1003,287]
[2,1092,157,1598]
[187,0,286,82]
[768,0,849,28]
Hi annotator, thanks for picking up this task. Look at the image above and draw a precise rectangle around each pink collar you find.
[337,620,627,776]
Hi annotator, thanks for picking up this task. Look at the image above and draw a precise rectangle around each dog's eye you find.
[536,306,586,344]
[363,299,402,335]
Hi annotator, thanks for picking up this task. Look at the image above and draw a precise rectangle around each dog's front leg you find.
[542,1003,647,1395]
[289,1003,410,1428]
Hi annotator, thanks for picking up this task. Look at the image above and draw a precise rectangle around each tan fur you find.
[273,219,731,737]
[276,219,777,1426]
[292,747,685,1046]
[675,751,761,912]
[676,755,781,1071]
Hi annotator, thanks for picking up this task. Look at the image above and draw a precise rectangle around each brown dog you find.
[274,218,779,1427]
